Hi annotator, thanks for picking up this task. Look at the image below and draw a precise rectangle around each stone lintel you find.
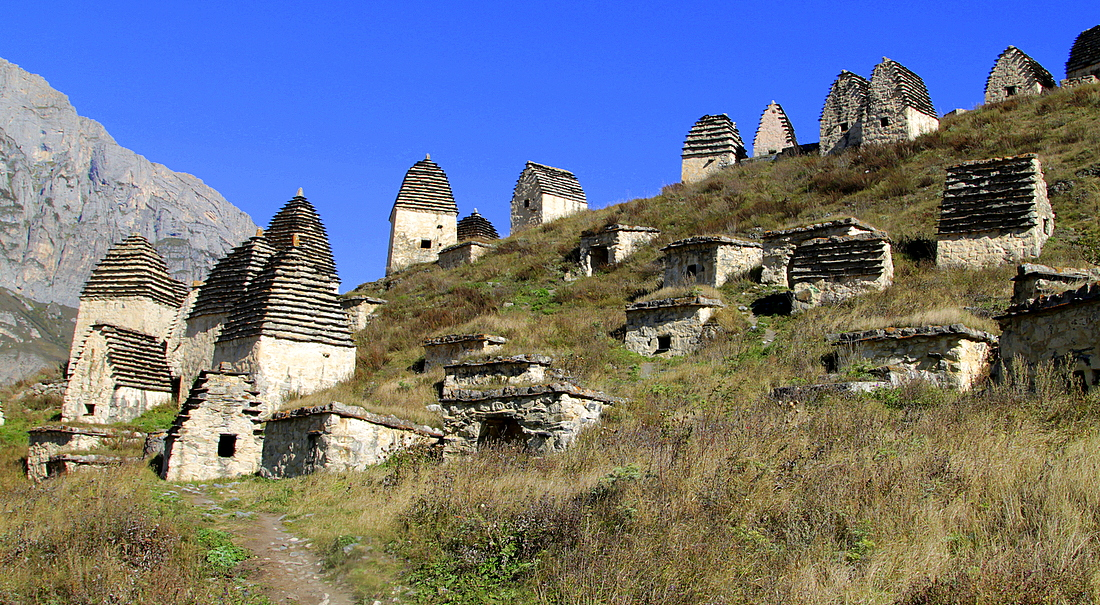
[626,296,725,312]
[28,425,144,439]
[424,333,508,347]
[661,235,760,251]
[440,381,619,405]
[997,282,1100,320]
[268,401,443,438]
[827,324,998,345]
[763,217,876,239]
[443,354,553,369]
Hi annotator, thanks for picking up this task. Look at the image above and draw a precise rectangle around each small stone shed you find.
[753,101,798,157]
[1011,263,1100,305]
[761,218,878,286]
[624,296,724,357]
[510,162,587,234]
[423,334,508,370]
[985,46,1056,104]
[340,295,387,332]
[438,240,495,270]
[997,283,1100,389]
[828,325,998,391]
[936,154,1053,269]
[1066,25,1100,81]
[681,114,747,183]
[787,232,894,307]
[661,236,762,288]
[578,224,660,276]
[260,402,442,479]
[27,426,142,482]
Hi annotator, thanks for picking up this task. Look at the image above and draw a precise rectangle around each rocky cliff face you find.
[0,57,257,307]
[0,286,75,384]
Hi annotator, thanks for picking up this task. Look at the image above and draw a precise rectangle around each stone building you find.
[387,156,459,275]
[438,241,495,270]
[1066,25,1100,81]
[624,295,725,357]
[862,58,939,147]
[341,295,387,332]
[260,402,442,479]
[761,218,879,286]
[936,154,1053,269]
[1011,263,1100,305]
[212,246,356,407]
[820,71,870,155]
[457,209,499,242]
[985,46,1056,104]
[787,232,894,307]
[997,283,1100,389]
[753,101,798,157]
[26,425,143,482]
[661,236,762,288]
[510,162,587,234]
[266,190,338,283]
[423,334,508,370]
[681,114,746,183]
[62,325,175,423]
[161,368,267,482]
[578,224,660,277]
[828,325,998,391]
[438,355,613,456]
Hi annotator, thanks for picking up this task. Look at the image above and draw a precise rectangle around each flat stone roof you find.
[424,334,507,347]
[440,381,619,404]
[626,295,725,312]
[443,354,553,369]
[269,402,443,437]
[661,235,760,251]
[828,324,998,345]
[997,282,1100,320]
[28,425,144,438]
[763,217,877,238]
[1012,263,1099,282]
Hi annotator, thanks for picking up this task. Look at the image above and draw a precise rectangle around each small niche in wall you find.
[218,434,237,458]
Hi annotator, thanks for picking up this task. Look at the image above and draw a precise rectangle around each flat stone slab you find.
[828,324,998,345]
[269,402,443,438]
[424,334,508,346]
[626,295,725,311]
[661,236,760,251]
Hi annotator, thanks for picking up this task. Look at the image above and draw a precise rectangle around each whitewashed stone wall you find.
[681,156,736,184]
[753,102,797,157]
[511,189,587,234]
[830,325,997,391]
[661,237,762,288]
[386,207,458,275]
[26,426,142,482]
[998,286,1100,388]
[761,219,875,286]
[863,104,939,147]
[212,335,355,409]
[624,296,724,357]
[62,329,173,424]
[578,225,659,276]
[438,241,494,270]
[424,334,507,371]
[340,296,386,332]
[68,298,179,375]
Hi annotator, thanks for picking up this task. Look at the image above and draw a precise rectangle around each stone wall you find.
[753,102,798,157]
[423,334,507,370]
[578,224,659,276]
[340,295,387,332]
[387,207,458,274]
[171,312,226,402]
[442,355,556,392]
[438,241,494,270]
[997,284,1100,388]
[211,335,356,409]
[62,325,174,424]
[820,71,869,155]
[68,298,180,376]
[761,218,877,286]
[661,236,762,288]
[1011,263,1100,305]
[624,296,724,357]
[985,46,1056,104]
[681,114,745,183]
[260,403,442,478]
[27,426,142,482]
[1066,25,1100,80]
[937,229,1050,269]
[788,232,893,307]
[829,325,998,391]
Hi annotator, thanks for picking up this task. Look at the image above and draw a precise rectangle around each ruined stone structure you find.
[62,325,175,423]
[997,283,1100,389]
[681,114,746,183]
[438,240,495,270]
[985,46,1056,104]
[753,102,798,157]
[341,295,387,332]
[624,296,725,357]
[423,334,508,370]
[438,355,613,456]
[761,218,878,286]
[260,403,442,479]
[578,224,660,277]
[1066,25,1100,81]
[387,156,459,275]
[27,425,142,482]
[457,209,499,242]
[212,246,356,407]
[510,162,587,233]
[787,232,894,307]
[161,369,267,482]
[661,236,762,288]
[1011,264,1100,305]
[862,58,939,147]
[936,154,1053,269]
[820,71,869,155]
[829,325,998,391]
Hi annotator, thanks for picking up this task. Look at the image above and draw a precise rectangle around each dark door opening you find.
[590,246,610,271]
[218,434,237,458]
[477,416,526,449]
[655,335,672,354]
[685,264,701,282]
[84,404,96,416]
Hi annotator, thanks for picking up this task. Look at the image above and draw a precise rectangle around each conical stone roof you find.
[457,209,499,242]
[188,235,277,319]
[1067,25,1100,77]
[870,58,936,117]
[519,162,587,203]
[80,235,188,307]
[682,114,746,159]
[393,157,459,215]
[265,192,337,279]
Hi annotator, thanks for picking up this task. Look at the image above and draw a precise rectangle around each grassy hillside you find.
[2,83,1100,604]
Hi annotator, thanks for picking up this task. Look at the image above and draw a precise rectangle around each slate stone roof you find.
[997,282,1100,320]
[519,162,587,203]
[189,236,277,319]
[393,157,459,215]
[217,248,354,348]
[820,71,870,120]
[270,402,444,437]
[439,382,618,404]
[870,58,936,117]
[827,324,998,345]
[988,46,1056,92]
[80,235,188,307]
[788,233,890,284]
[682,114,746,159]
[937,154,1046,235]
[265,193,337,278]
[457,209,499,241]
[764,217,877,239]
[1066,25,1100,75]
[661,235,761,251]
[443,354,554,369]
[94,324,174,392]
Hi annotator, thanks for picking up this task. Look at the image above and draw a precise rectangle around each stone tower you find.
[1066,25,1100,80]
[265,190,338,284]
[753,102,798,157]
[862,58,939,147]
[819,71,869,155]
[681,114,746,183]
[457,209,499,242]
[985,46,1056,104]
[386,156,459,274]
[510,162,587,233]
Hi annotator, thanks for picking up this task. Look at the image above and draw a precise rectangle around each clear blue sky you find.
[2,2,1095,290]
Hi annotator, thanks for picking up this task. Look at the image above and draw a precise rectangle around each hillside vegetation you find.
[2,83,1100,604]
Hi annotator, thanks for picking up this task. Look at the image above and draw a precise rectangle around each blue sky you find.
[2,2,1095,290]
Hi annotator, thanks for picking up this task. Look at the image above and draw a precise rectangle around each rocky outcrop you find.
[0,57,257,307]
[0,285,75,384]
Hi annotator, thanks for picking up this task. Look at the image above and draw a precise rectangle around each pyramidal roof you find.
[753,101,798,154]
[821,71,870,118]
[265,191,337,278]
[217,248,354,348]
[870,58,936,117]
[937,154,1045,235]
[1067,25,1100,75]
[519,162,587,203]
[80,235,188,307]
[682,114,746,159]
[189,234,277,319]
[988,46,1056,91]
[457,209,500,241]
[95,324,174,392]
[393,156,459,215]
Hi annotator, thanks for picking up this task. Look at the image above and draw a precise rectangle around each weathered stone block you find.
[438,241,494,270]
[578,224,659,276]
[761,218,878,286]
[997,283,1100,389]
[27,425,142,482]
[1011,263,1100,305]
[341,295,387,332]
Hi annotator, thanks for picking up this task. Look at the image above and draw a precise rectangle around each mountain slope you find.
[0,286,75,384]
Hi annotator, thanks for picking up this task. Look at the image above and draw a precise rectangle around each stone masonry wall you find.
[578,225,659,277]
[998,285,1100,388]
[753,101,798,157]
[387,208,458,275]
[172,312,226,402]
[662,237,761,288]
[788,233,893,307]
[442,355,555,391]
[68,298,180,376]
[62,327,174,424]
[985,46,1056,104]
[424,335,507,371]
[212,335,356,410]
[624,296,724,357]
[341,296,386,333]
[830,326,997,391]
[27,426,142,482]
[1011,264,1100,305]
[937,228,1050,269]
[820,71,869,155]
[438,241,494,270]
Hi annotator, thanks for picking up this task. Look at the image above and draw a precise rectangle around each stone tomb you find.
[260,402,442,479]
[820,71,870,155]
[828,325,998,391]
[936,154,1053,269]
[578,224,660,276]
[753,101,798,157]
[457,209,499,242]
[985,46,1056,104]
[997,283,1100,389]
[387,156,459,275]
[861,58,939,148]
[681,114,746,183]
[26,425,143,482]
[438,240,495,270]
[341,295,387,332]
[423,334,508,370]
[787,232,893,307]
[438,355,613,456]
[510,162,587,234]
[661,236,762,288]
[761,218,878,286]
[1011,263,1100,305]
[624,295,725,357]
[1066,25,1100,81]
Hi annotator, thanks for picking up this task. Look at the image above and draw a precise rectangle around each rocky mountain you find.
[0,286,75,384]
[0,56,257,307]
